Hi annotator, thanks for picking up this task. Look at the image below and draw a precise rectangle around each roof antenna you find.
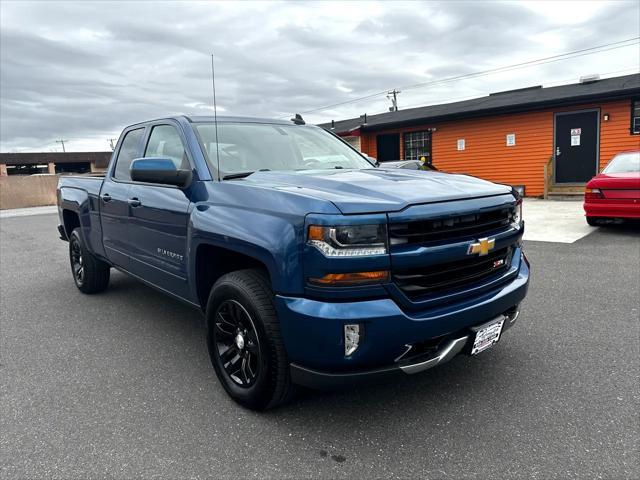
[211,52,221,180]
[291,113,305,125]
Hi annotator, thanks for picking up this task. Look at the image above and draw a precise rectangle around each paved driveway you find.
[1,213,639,479]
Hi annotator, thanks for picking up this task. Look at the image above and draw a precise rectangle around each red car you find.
[584,151,640,225]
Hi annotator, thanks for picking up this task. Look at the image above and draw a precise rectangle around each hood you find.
[240,169,512,214]
[587,171,640,190]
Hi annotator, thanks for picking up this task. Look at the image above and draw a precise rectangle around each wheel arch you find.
[194,243,273,311]
[62,209,81,238]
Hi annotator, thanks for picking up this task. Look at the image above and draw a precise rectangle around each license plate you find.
[471,318,505,355]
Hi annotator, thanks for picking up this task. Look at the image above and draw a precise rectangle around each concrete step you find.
[547,185,585,194]
[547,191,584,201]
[548,190,584,196]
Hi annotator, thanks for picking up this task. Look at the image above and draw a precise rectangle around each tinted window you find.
[144,125,188,169]
[113,128,144,180]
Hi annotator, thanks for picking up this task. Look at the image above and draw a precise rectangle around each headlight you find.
[308,224,388,257]
[512,200,523,226]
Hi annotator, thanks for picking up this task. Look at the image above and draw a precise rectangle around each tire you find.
[586,216,600,226]
[69,228,110,294]
[205,269,294,410]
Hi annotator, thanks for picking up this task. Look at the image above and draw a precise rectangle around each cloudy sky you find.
[1,0,638,152]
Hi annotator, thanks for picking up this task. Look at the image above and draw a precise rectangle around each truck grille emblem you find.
[467,237,495,256]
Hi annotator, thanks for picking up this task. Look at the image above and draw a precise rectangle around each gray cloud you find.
[0,0,638,152]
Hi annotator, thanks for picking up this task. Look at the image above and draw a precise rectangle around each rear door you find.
[100,127,145,268]
[554,110,599,183]
[127,122,193,299]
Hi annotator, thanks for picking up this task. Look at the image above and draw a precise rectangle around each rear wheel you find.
[69,228,110,293]
[206,269,294,410]
[586,216,601,226]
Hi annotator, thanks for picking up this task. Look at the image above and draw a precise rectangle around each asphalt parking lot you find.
[1,212,639,479]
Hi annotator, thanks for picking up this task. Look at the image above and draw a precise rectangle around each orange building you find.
[324,74,640,197]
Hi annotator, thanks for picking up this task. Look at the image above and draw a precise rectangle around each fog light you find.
[344,324,361,356]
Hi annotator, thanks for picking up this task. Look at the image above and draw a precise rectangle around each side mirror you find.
[130,157,192,187]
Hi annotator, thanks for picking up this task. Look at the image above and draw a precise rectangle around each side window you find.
[144,125,188,169]
[403,130,432,162]
[632,99,640,135]
[113,128,144,180]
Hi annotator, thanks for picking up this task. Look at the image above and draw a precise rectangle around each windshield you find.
[602,152,640,174]
[194,122,373,178]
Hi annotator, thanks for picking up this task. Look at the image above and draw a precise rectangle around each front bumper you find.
[275,252,529,387]
[290,309,520,389]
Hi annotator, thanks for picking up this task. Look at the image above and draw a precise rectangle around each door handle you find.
[101,193,112,202]
[128,197,141,207]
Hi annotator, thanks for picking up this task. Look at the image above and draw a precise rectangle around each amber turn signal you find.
[584,188,603,200]
[309,270,390,286]
[308,225,325,241]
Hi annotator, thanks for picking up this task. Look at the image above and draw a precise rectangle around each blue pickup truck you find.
[57,115,529,410]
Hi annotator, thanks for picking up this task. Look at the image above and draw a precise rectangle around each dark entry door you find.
[555,110,599,183]
[376,133,400,162]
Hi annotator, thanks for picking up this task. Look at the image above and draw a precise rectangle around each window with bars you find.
[404,130,432,162]
[632,99,640,135]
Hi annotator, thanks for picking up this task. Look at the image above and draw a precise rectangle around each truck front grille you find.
[393,247,512,299]
[389,207,513,245]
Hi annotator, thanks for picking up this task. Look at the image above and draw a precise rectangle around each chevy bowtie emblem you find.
[468,237,495,256]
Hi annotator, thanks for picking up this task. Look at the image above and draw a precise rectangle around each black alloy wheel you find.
[70,235,85,287]
[205,269,295,410]
[68,228,110,294]
[213,299,261,387]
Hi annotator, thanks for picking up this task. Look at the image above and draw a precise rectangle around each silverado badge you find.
[468,237,495,256]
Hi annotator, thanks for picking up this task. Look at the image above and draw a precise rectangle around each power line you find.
[397,67,640,111]
[294,37,639,116]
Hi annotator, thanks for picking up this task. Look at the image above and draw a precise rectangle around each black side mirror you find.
[130,157,192,187]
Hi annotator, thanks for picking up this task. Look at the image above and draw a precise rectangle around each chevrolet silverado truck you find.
[57,115,529,410]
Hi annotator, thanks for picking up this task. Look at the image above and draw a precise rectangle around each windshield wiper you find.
[222,169,270,180]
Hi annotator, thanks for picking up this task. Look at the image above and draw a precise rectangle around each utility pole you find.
[108,138,117,151]
[387,89,401,111]
[56,139,68,152]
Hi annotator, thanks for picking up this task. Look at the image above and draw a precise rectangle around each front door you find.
[376,133,400,162]
[127,123,192,299]
[554,110,599,183]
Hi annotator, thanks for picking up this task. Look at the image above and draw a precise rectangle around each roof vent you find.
[580,74,600,84]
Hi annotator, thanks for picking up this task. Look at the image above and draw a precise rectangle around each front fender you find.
[189,203,305,295]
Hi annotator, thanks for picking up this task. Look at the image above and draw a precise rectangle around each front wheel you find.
[205,269,294,410]
[69,228,110,293]
[586,216,601,226]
